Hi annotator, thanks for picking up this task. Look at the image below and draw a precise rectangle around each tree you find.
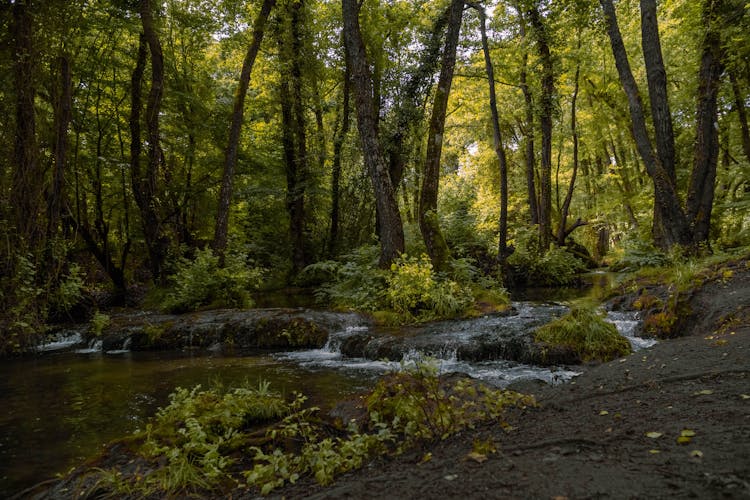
[342,0,405,267]
[599,0,726,250]
[419,0,464,272]
[213,0,275,258]
[474,2,511,265]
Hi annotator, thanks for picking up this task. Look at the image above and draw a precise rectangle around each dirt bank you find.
[274,261,750,499]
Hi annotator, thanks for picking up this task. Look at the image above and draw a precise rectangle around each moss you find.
[370,310,403,326]
[534,307,632,362]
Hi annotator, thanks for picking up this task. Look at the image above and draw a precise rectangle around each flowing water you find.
[0,278,651,497]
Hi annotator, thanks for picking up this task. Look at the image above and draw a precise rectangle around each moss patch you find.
[534,307,632,362]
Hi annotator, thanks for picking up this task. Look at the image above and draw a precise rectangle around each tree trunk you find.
[419,0,463,272]
[47,54,72,242]
[134,0,168,282]
[342,0,404,267]
[516,5,538,226]
[557,42,581,247]
[11,0,43,249]
[278,0,309,274]
[640,0,677,182]
[527,4,554,252]
[729,70,750,164]
[686,0,724,246]
[599,0,693,250]
[476,5,510,265]
[329,46,351,257]
[213,0,275,257]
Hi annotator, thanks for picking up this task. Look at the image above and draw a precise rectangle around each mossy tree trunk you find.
[419,0,463,272]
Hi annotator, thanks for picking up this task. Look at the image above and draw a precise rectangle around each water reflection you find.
[0,351,371,497]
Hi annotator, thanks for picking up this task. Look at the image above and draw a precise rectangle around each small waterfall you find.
[75,338,103,354]
[37,330,84,352]
[605,310,656,350]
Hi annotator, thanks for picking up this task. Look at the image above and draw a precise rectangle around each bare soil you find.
[274,261,750,499]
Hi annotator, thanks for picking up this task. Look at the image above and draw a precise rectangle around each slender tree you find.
[474,3,511,265]
[419,0,464,272]
[213,0,275,257]
[342,0,404,267]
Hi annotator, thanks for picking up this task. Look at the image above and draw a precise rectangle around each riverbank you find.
[273,259,750,499]
[15,259,750,499]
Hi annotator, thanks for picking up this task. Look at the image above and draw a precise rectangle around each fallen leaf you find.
[680,429,696,437]
[677,436,692,445]
[646,432,663,439]
[649,449,661,454]
[444,474,458,481]
[466,451,488,464]
[420,452,432,464]
[740,394,750,400]
[714,339,728,346]
[690,450,704,458]
[693,389,714,396]
[599,410,609,416]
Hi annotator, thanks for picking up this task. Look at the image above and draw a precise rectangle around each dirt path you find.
[276,264,750,499]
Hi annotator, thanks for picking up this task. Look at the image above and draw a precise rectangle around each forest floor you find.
[273,260,750,500]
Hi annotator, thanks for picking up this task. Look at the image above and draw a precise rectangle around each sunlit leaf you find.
[646,432,663,439]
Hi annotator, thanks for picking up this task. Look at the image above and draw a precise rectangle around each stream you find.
[0,278,653,497]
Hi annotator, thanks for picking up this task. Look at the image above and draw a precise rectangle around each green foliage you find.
[365,359,535,444]
[387,254,474,321]
[137,381,289,494]
[534,307,632,362]
[508,229,587,286]
[304,248,501,324]
[47,263,84,317]
[89,311,110,337]
[162,248,264,313]
[610,239,670,271]
[300,245,388,312]
[0,254,46,354]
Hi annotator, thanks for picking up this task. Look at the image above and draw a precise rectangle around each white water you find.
[278,304,655,388]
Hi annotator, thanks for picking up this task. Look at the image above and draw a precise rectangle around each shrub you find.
[534,307,632,362]
[162,248,263,313]
[300,245,387,312]
[508,229,587,286]
[386,254,474,321]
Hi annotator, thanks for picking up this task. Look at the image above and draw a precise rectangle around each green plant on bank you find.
[89,311,110,337]
[0,254,45,354]
[93,363,533,497]
[507,228,587,286]
[386,254,474,322]
[302,247,505,324]
[534,307,632,362]
[136,381,289,494]
[161,248,264,313]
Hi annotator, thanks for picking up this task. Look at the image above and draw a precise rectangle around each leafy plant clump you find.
[162,248,264,313]
[507,228,587,286]
[301,248,506,324]
[534,307,632,362]
[90,364,533,497]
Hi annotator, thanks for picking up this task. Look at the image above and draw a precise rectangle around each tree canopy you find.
[1,0,748,352]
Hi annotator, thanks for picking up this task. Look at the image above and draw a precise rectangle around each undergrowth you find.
[88,362,534,497]
[300,247,508,324]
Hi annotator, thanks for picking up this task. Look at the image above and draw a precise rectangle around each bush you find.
[162,248,264,313]
[609,239,670,271]
[386,254,474,321]
[508,229,587,286]
[534,307,632,362]
[300,245,387,312]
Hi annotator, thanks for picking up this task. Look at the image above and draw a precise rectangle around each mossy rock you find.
[534,307,632,362]
[247,317,328,348]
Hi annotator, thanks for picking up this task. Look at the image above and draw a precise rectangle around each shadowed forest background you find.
[1,0,749,354]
